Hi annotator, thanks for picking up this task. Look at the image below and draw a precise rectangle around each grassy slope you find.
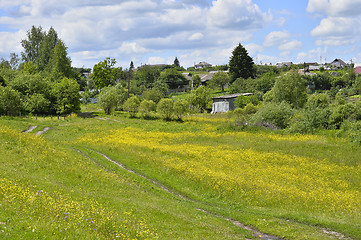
[1,112,361,239]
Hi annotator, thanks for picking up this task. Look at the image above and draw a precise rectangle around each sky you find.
[1,0,361,69]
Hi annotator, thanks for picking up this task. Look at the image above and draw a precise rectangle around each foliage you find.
[229,43,255,82]
[0,86,22,115]
[156,98,174,120]
[234,94,259,108]
[250,102,294,129]
[133,65,160,90]
[208,71,230,92]
[268,72,307,109]
[173,99,188,120]
[25,93,50,114]
[138,100,156,118]
[142,88,162,103]
[173,57,180,67]
[306,93,330,109]
[92,58,119,89]
[158,68,187,90]
[48,40,72,78]
[188,86,211,112]
[191,75,201,89]
[52,77,81,115]
[123,96,140,117]
[98,86,118,115]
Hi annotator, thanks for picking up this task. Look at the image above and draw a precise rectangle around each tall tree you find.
[39,26,59,71]
[92,58,119,89]
[174,57,180,67]
[49,40,72,78]
[229,43,255,82]
[21,26,44,64]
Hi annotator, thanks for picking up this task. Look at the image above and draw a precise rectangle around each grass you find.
[1,111,360,239]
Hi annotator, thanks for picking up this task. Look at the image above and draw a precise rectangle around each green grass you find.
[1,112,360,239]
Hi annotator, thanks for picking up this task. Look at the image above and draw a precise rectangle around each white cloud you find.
[0,0,271,67]
[263,31,291,47]
[279,40,302,52]
[147,56,166,65]
[307,0,361,17]
[207,0,270,30]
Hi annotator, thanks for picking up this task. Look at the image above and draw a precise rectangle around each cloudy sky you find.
[1,0,361,69]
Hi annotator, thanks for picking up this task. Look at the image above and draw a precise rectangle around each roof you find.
[355,67,361,75]
[331,59,347,66]
[181,72,193,81]
[199,70,229,83]
[212,93,253,100]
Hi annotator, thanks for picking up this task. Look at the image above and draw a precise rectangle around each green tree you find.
[188,86,211,112]
[229,43,255,82]
[157,98,174,120]
[49,40,72,78]
[21,26,44,65]
[123,96,140,117]
[0,86,22,115]
[209,71,230,92]
[153,79,169,97]
[52,77,81,115]
[192,75,201,89]
[133,65,160,90]
[173,99,188,120]
[142,88,162,103]
[235,95,259,108]
[268,72,307,109]
[158,68,187,90]
[92,58,119,89]
[25,93,50,114]
[138,100,156,118]
[98,86,118,115]
[173,57,180,67]
[38,26,58,71]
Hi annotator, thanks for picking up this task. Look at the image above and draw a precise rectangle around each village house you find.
[194,61,212,69]
[211,93,253,114]
[330,59,347,69]
[276,62,293,68]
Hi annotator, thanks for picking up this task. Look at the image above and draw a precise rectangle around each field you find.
[0,110,360,239]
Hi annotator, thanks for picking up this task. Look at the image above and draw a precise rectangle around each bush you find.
[0,86,22,115]
[142,88,162,103]
[98,86,118,115]
[250,102,294,129]
[173,99,188,120]
[234,95,259,108]
[138,100,156,118]
[123,96,140,117]
[340,120,361,144]
[157,98,173,120]
[288,108,332,133]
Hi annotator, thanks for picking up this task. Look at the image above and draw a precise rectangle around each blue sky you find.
[1,0,361,69]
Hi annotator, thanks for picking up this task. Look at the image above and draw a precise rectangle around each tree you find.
[158,68,187,90]
[229,43,255,82]
[138,100,156,118]
[21,26,44,65]
[174,57,180,67]
[192,75,201,89]
[188,86,211,112]
[267,72,307,109]
[142,88,162,103]
[38,26,59,71]
[123,96,140,117]
[209,71,230,92]
[157,98,173,120]
[92,58,119,89]
[0,86,22,115]
[133,65,160,90]
[173,99,188,120]
[49,40,72,78]
[25,93,50,114]
[98,86,118,115]
[52,77,81,115]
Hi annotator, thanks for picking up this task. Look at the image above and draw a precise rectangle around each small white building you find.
[211,93,253,114]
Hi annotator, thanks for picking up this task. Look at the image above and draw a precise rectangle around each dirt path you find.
[35,127,51,135]
[23,126,37,133]
[75,148,284,240]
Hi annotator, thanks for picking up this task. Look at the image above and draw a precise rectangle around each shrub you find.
[157,98,173,120]
[234,95,259,108]
[138,100,156,118]
[173,99,188,120]
[250,102,294,129]
[123,96,140,117]
[98,86,118,115]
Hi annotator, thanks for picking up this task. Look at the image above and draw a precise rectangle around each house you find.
[330,59,347,69]
[194,61,212,69]
[276,62,293,68]
[211,93,253,113]
[181,72,193,89]
[198,70,229,86]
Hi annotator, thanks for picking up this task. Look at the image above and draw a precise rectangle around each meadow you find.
[0,110,360,239]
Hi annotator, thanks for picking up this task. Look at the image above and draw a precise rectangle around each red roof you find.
[355,67,361,75]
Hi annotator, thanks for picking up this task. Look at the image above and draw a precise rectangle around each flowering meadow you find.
[0,126,153,239]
